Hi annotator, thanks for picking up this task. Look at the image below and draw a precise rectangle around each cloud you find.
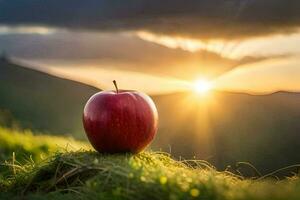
[0,0,299,40]
[0,31,244,79]
[0,25,55,35]
[136,30,300,59]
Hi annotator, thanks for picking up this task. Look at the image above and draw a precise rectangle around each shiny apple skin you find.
[83,90,158,153]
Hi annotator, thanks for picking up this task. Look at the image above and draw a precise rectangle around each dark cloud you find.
[0,0,299,40]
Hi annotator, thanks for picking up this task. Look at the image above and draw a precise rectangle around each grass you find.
[0,126,90,178]
[0,126,90,162]
[1,127,300,200]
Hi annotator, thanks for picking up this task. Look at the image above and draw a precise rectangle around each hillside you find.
[0,59,99,138]
[1,127,300,200]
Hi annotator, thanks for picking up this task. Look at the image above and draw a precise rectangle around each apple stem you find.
[113,80,119,93]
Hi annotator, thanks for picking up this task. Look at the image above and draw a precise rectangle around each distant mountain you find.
[0,59,99,138]
[152,91,300,173]
[1,59,300,172]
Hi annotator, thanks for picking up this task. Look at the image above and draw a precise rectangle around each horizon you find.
[2,55,300,96]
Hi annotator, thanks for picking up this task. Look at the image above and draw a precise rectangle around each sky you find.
[0,0,299,94]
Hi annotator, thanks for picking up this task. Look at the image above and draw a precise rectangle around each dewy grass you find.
[1,127,300,200]
[1,151,300,200]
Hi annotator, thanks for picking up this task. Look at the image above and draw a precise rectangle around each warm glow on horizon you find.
[193,79,213,94]
[214,57,300,94]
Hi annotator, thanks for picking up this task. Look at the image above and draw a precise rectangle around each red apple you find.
[83,80,158,153]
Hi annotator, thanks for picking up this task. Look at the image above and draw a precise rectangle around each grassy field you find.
[0,127,90,163]
[0,127,300,200]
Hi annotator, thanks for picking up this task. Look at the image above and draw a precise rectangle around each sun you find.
[193,79,212,94]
